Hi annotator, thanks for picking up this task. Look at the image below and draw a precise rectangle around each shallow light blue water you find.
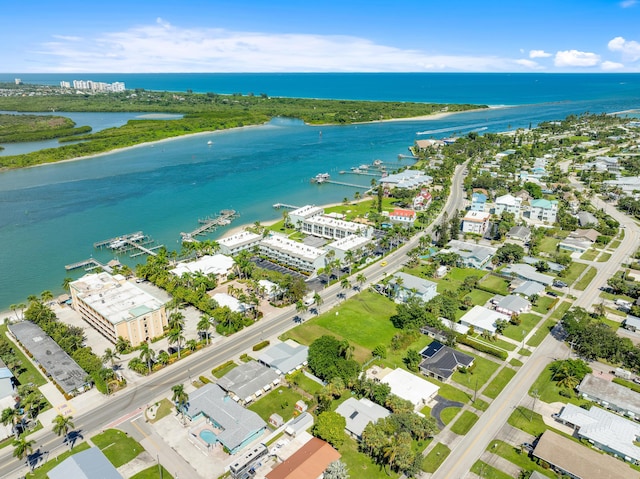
[199,429,217,444]
[0,74,638,308]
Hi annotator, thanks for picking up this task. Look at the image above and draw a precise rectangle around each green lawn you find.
[380,334,432,371]
[212,361,238,378]
[479,275,510,295]
[538,237,560,254]
[470,334,516,351]
[465,289,494,306]
[26,443,91,479]
[510,358,523,367]
[529,366,590,406]
[422,442,451,473]
[248,386,306,423]
[503,313,542,341]
[453,355,500,391]
[471,461,514,479]
[490,440,556,478]
[533,296,556,314]
[450,410,479,435]
[574,266,597,291]
[550,301,572,320]
[130,466,174,479]
[561,262,588,286]
[507,407,547,437]
[473,398,490,411]
[580,249,598,261]
[427,378,471,404]
[290,371,323,395]
[338,435,397,479]
[597,252,612,262]
[449,267,485,282]
[91,429,144,467]
[610,240,621,249]
[483,367,516,399]
[0,324,48,387]
[526,318,556,347]
[148,398,173,424]
[282,290,397,362]
[440,407,460,425]
[325,197,399,221]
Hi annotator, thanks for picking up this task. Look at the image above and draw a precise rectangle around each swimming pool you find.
[199,429,217,445]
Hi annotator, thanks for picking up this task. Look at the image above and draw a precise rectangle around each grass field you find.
[533,296,556,314]
[248,386,306,423]
[452,356,500,391]
[561,262,588,286]
[510,358,523,367]
[421,442,451,473]
[580,250,598,261]
[450,410,479,435]
[91,429,144,467]
[0,324,47,387]
[490,440,556,478]
[507,406,547,436]
[503,313,542,341]
[610,240,621,249]
[483,368,516,399]
[290,372,323,395]
[282,290,397,361]
[147,398,173,423]
[338,435,398,479]
[597,252,612,262]
[440,407,461,425]
[25,443,91,479]
[464,289,494,306]
[130,466,174,479]
[470,334,516,351]
[471,460,514,479]
[529,366,590,406]
[428,378,471,403]
[538,237,560,254]
[574,266,597,291]
[478,275,510,295]
[526,318,556,347]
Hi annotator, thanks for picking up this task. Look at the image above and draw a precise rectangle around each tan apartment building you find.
[70,272,167,346]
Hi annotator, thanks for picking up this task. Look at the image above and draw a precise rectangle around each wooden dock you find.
[65,258,113,273]
[323,180,371,189]
[94,231,144,249]
[181,209,239,241]
[339,170,383,177]
[272,203,299,210]
[94,231,163,259]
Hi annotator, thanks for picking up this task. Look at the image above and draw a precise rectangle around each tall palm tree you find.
[168,311,185,331]
[1,407,22,438]
[139,342,155,374]
[340,277,351,292]
[40,290,54,303]
[12,434,35,465]
[61,277,73,292]
[115,336,131,354]
[356,273,367,287]
[197,314,213,345]
[171,384,189,422]
[101,348,120,369]
[168,328,185,359]
[313,292,323,312]
[52,414,75,449]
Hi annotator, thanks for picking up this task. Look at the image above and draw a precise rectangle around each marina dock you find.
[181,209,238,242]
[322,179,371,189]
[94,231,163,258]
[65,258,113,273]
[272,203,299,210]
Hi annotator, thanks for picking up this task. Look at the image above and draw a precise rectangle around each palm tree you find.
[61,277,73,292]
[171,384,189,423]
[313,292,323,312]
[1,407,21,438]
[340,277,351,292]
[139,342,155,374]
[115,336,131,354]
[12,434,35,465]
[52,414,75,449]
[40,290,54,303]
[9,303,25,320]
[197,314,213,345]
[356,273,367,288]
[101,348,120,369]
[295,300,308,321]
[167,328,185,359]
[168,311,185,331]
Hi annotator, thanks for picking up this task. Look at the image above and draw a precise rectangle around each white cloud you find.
[601,61,625,70]
[554,50,601,67]
[608,36,640,61]
[529,50,552,58]
[31,19,543,73]
[515,59,543,69]
[51,35,82,42]
[620,0,637,7]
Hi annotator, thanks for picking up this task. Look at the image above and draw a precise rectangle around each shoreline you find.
[19,107,490,171]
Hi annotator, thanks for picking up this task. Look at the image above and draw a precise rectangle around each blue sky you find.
[3,0,640,72]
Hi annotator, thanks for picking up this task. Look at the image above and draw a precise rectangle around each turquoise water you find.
[0,74,638,309]
[199,429,217,444]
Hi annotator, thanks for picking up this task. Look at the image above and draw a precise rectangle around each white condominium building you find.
[70,272,167,347]
[259,235,327,273]
[462,211,491,235]
[288,205,324,229]
[325,235,372,262]
[494,194,522,218]
[218,231,262,256]
[301,215,372,239]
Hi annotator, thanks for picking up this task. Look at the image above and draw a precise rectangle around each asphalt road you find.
[432,175,640,479]
[0,164,468,478]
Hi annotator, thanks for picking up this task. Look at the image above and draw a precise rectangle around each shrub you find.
[456,335,508,360]
[253,340,270,351]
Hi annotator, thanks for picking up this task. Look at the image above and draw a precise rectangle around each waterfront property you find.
[335,397,391,440]
[185,383,267,454]
[216,360,281,405]
[217,231,262,256]
[259,234,327,274]
[171,254,235,281]
[532,430,636,479]
[462,211,491,235]
[459,305,510,335]
[419,341,474,382]
[8,321,89,396]
[389,272,438,303]
[556,402,640,463]
[257,340,308,375]
[288,205,325,229]
[48,447,123,479]
[577,373,640,418]
[69,272,167,346]
[265,437,340,479]
[301,215,373,239]
[379,170,433,190]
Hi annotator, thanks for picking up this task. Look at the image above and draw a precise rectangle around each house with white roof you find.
[380,170,433,189]
[389,272,438,304]
[623,315,640,332]
[257,279,282,300]
[336,397,391,440]
[217,361,281,405]
[171,254,235,281]
[462,211,491,235]
[495,294,531,316]
[512,280,545,299]
[459,305,510,335]
[258,340,308,375]
[324,235,371,263]
[288,205,324,229]
[502,263,554,286]
[301,215,372,239]
[529,199,558,224]
[494,194,522,218]
[444,240,497,269]
[212,293,251,313]
[377,368,439,411]
[218,231,262,256]
[556,403,640,463]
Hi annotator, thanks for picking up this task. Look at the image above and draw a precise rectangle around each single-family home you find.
[494,194,522,218]
[502,263,554,286]
[444,240,497,269]
[462,211,491,235]
[578,374,640,418]
[419,341,474,382]
[529,199,558,224]
[369,367,439,411]
[495,294,531,316]
[266,437,341,479]
[336,397,390,440]
[558,236,592,254]
[571,228,600,243]
[47,447,123,479]
[459,306,510,335]
[512,280,545,299]
[389,272,438,304]
[506,225,531,243]
[413,189,433,211]
[257,340,308,375]
[389,209,417,226]
[470,192,488,212]
[624,315,640,332]
[577,211,599,228]
[216,361,281,405]
[212,293,252,313]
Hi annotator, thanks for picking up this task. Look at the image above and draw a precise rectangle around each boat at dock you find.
[311,173,330,183]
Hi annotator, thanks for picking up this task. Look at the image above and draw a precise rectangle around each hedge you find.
[613,377,640,393]
[212,360,236,374]
[457,335,508,360]
[253,340,270,351]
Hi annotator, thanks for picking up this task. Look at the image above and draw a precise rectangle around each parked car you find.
[553,280,568,288]
[548,291,558,297]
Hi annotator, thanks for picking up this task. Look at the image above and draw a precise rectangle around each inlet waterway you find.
[0,75,639,309]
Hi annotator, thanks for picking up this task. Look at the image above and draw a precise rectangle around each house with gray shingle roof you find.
[257,340,308,375]
[419,341,474,382]
[217,361,280,405]
[512,281,545,299]
[336,397,390,440]
[390,272,438,304]
[495,295,531,316]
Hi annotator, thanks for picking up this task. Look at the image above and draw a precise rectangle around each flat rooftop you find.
[326,235,371,251]
[578,374,640,416]
[217,360,281,402]
[217,231,261,248]
[261,235,326,261]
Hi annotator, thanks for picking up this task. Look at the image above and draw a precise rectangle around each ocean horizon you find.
[0,73,639,309]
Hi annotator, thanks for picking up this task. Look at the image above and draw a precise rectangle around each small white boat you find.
[207,140,213,146]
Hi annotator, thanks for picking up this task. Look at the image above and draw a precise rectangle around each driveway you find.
[431,395,464,430]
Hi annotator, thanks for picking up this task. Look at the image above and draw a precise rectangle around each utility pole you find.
[530,389,539,421]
